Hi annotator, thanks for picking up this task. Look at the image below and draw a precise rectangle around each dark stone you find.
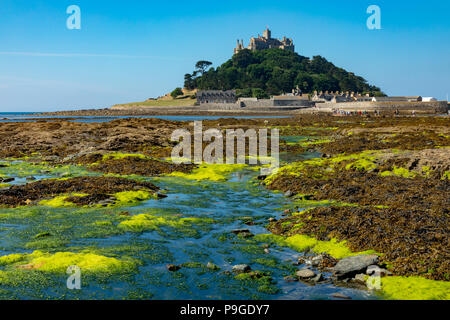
[167,264,181,272]
[232,264,251,274]
[231,229,250,235]
[332,254,379,279]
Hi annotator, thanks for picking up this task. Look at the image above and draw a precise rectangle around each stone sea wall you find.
[319,101,448,113]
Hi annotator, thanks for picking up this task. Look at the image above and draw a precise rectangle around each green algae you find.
[38,190,156,209]
[380,166,417,179]
[39,193,88,208]
[265,150,378,184]
[0,183,11,189]
[102,153,150,161]
[254,234,377,260]
[168,163,248,182]
[0,160,95,179]
[0,250,138,274]
[379,276,450,300]
[112,190,157,205]
[345,159,377,171]
[118,213,214,233]
[233,271,279,295]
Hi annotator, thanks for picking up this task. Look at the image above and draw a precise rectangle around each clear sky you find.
[0,0,449,112]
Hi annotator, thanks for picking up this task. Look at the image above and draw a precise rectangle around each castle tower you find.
[263,28,271,40]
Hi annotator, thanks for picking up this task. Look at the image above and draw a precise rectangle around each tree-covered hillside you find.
[184,49,384,98]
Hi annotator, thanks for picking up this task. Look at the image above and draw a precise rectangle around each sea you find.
[0,112,290,123]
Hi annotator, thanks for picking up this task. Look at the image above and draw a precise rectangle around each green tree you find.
[195,61,213,75]
[184,48,384,96]
[170,87,184,99]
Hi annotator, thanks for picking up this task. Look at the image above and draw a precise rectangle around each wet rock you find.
[34,232,52,239]
[353,273,367,284]
[26,176,36,181]
[166,264,181,272]
[206,262,220,271]
[332,254,379,279]
[232,229,250,235]
[310,255,324,267]
[2,178,14,183]
[59,172,72,178]
[296,268,316,279]
[238,232,254,239]
[156,193,168,199]
[268,218,277,223]
[257,175,267,180]
[232,264,251,274]
[264,248,270,254]
[332,293,352,300]
[311,273,324,283]
[284,190,294,197]
[366,265,391,277]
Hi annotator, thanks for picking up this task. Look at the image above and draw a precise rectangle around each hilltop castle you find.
[234,28,295,54]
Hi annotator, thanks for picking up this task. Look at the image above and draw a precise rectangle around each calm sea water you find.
[0,112,290,123]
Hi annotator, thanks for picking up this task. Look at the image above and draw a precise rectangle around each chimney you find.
[241,39,244,48]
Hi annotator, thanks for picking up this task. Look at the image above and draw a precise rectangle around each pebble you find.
[284,190,294,197]
[166,264,181,272]
[268,218,277,222]
[354,273,367,284]
[296,268,316,279]
[332,293,352,300]
[232,264,251,274]
[366,265,391,276]
[311,273,324,283]
[206,262,220,271]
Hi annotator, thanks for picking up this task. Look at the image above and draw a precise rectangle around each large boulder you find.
[332,254,379,279]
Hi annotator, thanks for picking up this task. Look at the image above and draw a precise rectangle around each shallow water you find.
[0,154,379,300]
[0,113,290,123]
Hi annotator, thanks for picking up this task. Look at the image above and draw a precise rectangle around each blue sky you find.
[0,0,449,112]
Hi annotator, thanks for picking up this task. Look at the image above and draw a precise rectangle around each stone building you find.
[234,28,295,54]
[372,96,422,102]
[196,90,237,104]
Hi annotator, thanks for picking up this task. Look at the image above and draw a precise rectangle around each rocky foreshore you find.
[0,114,448,299]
